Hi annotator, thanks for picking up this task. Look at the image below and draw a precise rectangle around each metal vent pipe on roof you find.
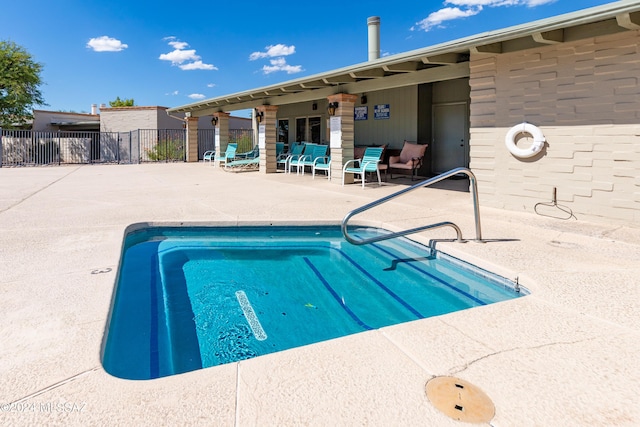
[368,16,380,61]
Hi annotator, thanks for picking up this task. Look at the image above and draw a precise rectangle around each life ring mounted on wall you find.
[505,122,546,158]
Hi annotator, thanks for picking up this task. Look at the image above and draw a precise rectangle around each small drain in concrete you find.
[426,376,495,424]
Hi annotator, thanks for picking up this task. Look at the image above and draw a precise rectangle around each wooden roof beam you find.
[382,61,424,72]
[251,91,273,97]
[471,42,502,54]
[616,11,640,30]
[349,69,385,79]
[300,80,332,88]
[279,85,304,93]
[322,75,356,84]
[421,53,460,64]
[532,29,564,44]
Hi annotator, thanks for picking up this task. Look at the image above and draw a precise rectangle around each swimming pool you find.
[102,225,526,380]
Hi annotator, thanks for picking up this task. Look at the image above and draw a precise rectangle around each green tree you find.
[109,96,135,107]
[0,40,46,128]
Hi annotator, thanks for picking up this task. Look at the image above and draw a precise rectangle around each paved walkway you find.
[1,163,638,426]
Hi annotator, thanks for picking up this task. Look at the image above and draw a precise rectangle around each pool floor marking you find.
[335,249,425,319]
[235,290,267,341]
[368,241,488,306]
[302,257,373,331]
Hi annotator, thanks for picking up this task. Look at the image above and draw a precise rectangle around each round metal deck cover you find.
[425,376,495,423]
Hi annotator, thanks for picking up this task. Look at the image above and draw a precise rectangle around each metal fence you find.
[195,129,254,159]
[1,128,255,166]
[0,129,119,166]
[229,129,254,153]
[137,129,186,162]
[198,129,215,160]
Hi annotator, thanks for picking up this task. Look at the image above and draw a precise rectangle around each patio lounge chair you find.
[288,143,317,174]
[277,142,304,172]
[342,147,384,188]
[293,144,328,175]
[271,142,285,168]
[388,141,427,180]
[224,145,258,171]
[223,156,260,171]
[203,150,215,164]
[235,145,259,160]
[217,143,237,168]
[355,145,388,181]
[312,155,331,180]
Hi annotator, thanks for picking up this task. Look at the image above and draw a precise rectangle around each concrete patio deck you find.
[0,163,638,426]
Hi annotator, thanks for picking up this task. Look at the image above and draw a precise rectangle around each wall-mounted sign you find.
[374,104,390,120]
[215,127,220,149]
[258,124,266,149]
[354,106,368,121]
[330,116,342,148]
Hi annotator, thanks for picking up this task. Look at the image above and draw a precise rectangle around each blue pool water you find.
[102,225,526,380]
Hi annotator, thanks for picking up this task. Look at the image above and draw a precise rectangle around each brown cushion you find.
[399,142,426,163]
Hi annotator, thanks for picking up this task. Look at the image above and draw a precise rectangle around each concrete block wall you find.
[469,30,640,225]
[100,107,179,132]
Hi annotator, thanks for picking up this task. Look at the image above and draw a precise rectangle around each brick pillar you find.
[214,112,230,167]
[185,116,199,162]
[256,105,279,174]
[327,93,358,184]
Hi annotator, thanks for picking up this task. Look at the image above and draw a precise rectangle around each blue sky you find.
[2,0,615,116]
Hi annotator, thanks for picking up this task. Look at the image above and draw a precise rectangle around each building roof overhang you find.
[168,1,640,117]
[50,120,100,126]
[48,118,100,131]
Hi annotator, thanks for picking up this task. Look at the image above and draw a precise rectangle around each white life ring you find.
[505,122,545,158]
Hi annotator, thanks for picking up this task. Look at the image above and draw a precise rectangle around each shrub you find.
[147,138,184,162]
[230,132,253,153]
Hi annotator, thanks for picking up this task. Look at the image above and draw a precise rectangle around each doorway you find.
[295,116,322,143]
[432,102,468,174]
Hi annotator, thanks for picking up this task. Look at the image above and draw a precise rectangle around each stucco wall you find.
[469,30,640,225]
[100,107,183,132]
[97,107,248,132]
[229,116,252,129]
[354,86,418,149]
[157,109,184,129]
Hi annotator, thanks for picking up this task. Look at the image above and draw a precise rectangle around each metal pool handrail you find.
[341,167,482,245]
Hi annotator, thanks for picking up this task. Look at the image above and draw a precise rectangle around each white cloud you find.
[159,48,200,64]
[168,40,189,50]
[179,60,217,71]
[447,0,511,5]
[87,36,128,52]
[412,0,556,32]
[447,0,555,5]
[413,6,481,31]
[262,57,303,75]
[188,93,206,99]
[165,90,179,96]
[207,83,216,88]
[250,44,302,75]
[249,44,296,60]
[525,0,556,5]
[159,38,217,71]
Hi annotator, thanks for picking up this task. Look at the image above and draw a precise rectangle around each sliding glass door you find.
[295,116,322,143]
